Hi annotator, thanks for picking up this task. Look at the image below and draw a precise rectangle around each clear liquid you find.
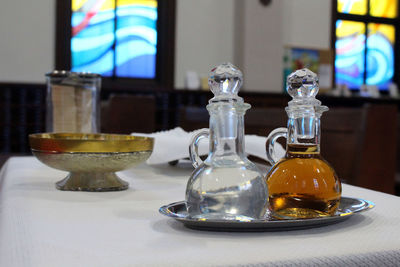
[186,163,268,221]
[266,144,341,219]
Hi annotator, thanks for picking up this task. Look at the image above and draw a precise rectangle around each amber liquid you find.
[266,144,341,219]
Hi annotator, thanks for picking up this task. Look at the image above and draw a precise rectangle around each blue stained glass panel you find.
[115,3,158,78]
[71,0,158,79]
[366,23,394,90]
[335,20,366,89]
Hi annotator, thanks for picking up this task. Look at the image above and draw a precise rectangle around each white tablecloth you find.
[0,157,399,266]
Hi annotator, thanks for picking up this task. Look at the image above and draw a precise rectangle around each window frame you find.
[331,0,400,90]
[55,0,176,91]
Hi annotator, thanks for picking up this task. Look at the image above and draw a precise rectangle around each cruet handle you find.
[266,127,287,165]
[189,129,209,168]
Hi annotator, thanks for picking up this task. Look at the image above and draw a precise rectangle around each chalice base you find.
[55,172,129,191]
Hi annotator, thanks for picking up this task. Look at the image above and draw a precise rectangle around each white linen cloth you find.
[1,157,400,266]
[132,127,285,165]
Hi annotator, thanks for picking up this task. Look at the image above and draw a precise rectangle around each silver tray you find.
[159,197,374,231]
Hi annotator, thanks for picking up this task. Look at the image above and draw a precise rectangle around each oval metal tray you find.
[159,197,374,232]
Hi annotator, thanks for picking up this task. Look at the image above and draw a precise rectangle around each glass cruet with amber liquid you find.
[265,68,341,219]
[185,62,268,221]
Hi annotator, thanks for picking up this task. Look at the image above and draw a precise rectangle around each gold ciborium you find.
[29,133,154,192]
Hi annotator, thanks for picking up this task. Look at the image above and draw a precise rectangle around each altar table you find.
[0,157,399,266]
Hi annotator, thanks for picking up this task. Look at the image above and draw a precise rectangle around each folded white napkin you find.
[132,127,285,165]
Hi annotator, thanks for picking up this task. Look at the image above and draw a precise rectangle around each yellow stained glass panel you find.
[336,20,365,39]
[117,0,157,8]
[72,0,115,12]
[337,0,367,15]
[370,0,397,18]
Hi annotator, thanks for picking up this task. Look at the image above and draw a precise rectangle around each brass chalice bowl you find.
[29,133,154,192]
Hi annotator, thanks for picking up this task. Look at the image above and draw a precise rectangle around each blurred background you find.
[0,0,399,195]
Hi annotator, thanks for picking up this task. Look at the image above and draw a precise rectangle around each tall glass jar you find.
[45,71,101,133]
[186,63,268,221]
[266,69,341,219]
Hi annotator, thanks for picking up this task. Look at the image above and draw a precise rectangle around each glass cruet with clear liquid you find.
[186,62,268,221]
[265,68,342,219]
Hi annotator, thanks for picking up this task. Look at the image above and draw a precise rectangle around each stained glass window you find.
[335,20,365,88]
[71,0,158,78]
[335,0,398,90]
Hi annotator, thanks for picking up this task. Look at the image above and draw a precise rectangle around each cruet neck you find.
[206,104,248,163]
[285,68,328,153]
[286,115,321,154]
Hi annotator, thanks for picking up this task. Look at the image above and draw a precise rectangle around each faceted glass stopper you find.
[287,68,319,98]
[208,62,243,97]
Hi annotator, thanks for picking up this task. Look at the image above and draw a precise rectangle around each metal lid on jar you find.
[45,71,101,86]
[46,70,101,79]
